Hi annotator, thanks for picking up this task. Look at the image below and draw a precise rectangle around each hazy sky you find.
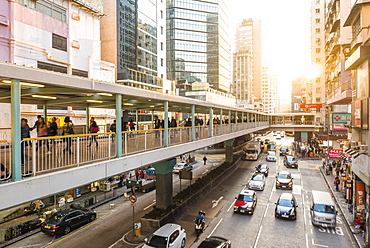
[230,0,312,94]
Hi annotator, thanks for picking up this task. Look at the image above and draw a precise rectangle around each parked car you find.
[234,189,257,214]
[41,209,96,235]
[266,151,277,162]
[284,155,298,168]
[248,173,266,191]
[172,162,193,174]
[279,147,289,156]
[275,193,298,220]
[198,236,231,248]
[143,223,186,248]
[276,170,293,189]
[255,163,269,176]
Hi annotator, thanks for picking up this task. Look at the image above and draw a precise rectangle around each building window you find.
[316,78,321,83]
[161,58,163,66]
[316,0,320,3]
[316,58,321,63]
[315,8,320,14]
[160,26,163,35]
[316,87,321,93]
[38,61,67,73]
[161,42,163,51]
[161,74,163,78]
[316,48,320,53]
[352,16,361,38]
[72,69,88,78]
[316,38,320,43]
[160,10,163,19]
[52,34,67,51]
[316,97,321,103]
[315,18,320,23]
[315,28,320,33]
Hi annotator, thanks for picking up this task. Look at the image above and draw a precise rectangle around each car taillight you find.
[41,223,45,227]
[51,226,60,230]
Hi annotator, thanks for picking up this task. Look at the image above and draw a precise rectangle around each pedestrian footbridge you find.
[0,63,322,210]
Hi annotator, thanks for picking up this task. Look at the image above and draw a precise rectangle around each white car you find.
[143,223,186,248]
[266,151,277,162]
[172,162,193,173]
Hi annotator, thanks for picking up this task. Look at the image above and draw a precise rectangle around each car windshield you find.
[278,173,291,179]
[314,204,336,214]
[259,164,267,169]
[237,194,253,202]
[268,151,276,156]
[148,235,168,248]
[252,175,264,181]
[278,198,294,207]
[175,164,184,169]
[268,144,276,149]
[246,150,257,154]
[281,148,287,151]
[287,157,296,161]
[48,212,66,223]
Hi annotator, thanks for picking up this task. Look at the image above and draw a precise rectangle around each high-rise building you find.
[233,19,262,107]
[291,77,304,112]
[261,67,278,114]
[101,0,166,91]
[166,0,231,93]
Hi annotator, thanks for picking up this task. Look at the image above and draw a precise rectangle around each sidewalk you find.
[320,166,366,248]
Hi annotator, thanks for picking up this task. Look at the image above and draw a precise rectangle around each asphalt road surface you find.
[7,133,357,248]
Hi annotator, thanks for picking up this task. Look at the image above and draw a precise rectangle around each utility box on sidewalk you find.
[134,222,141,236]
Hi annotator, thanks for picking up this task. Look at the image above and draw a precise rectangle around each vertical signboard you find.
[354,100,361,128]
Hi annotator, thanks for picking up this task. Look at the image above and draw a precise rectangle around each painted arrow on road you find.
[212,196,224,208]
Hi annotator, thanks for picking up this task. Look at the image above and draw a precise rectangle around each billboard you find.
[299,104,323,109]
[328,149,343,158]
[332,113,351,123]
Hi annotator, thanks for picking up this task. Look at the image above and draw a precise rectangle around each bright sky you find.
[230,0,312,97]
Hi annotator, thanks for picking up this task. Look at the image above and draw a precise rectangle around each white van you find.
[310,190,337,227]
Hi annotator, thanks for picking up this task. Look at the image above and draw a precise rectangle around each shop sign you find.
[76,187,81,197]
[356,183,365,216]
[299,104,323,108]
[333,123,348,131]
[352,154,370,184]
[332,113,351,123]
[328,149,343,158]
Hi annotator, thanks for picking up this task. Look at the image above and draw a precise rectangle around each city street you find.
[5,134,357,248]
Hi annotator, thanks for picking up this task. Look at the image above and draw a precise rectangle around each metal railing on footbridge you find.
[0,121,269,181]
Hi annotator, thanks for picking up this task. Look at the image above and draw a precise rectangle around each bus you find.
[285,131,294,137]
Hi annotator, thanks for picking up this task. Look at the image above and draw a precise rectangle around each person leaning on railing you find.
[62,117,74,154]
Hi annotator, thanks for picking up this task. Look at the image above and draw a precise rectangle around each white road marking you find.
[303,206,307,225]
[312,239,328,247]
[253,225,263,248]
[264,203,270,218]
[202,169,209,175]
[212,196,224,208]
[305,234,309,248]
[227,199,236,212]
[207,218,223,238]
[143,201,156,210]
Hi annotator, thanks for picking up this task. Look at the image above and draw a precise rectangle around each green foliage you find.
[143,155,239,220]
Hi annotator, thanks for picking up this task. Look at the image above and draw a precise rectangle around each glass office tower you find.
[167,0,231,92]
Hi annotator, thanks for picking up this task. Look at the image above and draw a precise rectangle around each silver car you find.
[266,151,277,162]
[248,173,266,191]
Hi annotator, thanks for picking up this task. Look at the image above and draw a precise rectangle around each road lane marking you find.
[305,234,309,248]
[312,239,328,247]
[212,196,224,208]
[227,200,236,212]
[264,203,269,218]
[207,218,223,238]
[253,225,263,248]
[143,200,156,210]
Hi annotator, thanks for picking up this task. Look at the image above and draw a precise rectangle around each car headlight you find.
[276,181,280,185]
[288,182,293,186]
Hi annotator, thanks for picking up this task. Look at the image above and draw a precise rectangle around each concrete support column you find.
[115,94,122,157]
[86,106,90,133]
[151,111,154,129]
[242,112,244,127]
[209,107,213,137]
[225,139,235,163]
[164,101,169,147]
[235,111,238,131]
[11,79,22,181]
[153,159,176,210]
[220,109,223,135]
[191,105,195,141]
